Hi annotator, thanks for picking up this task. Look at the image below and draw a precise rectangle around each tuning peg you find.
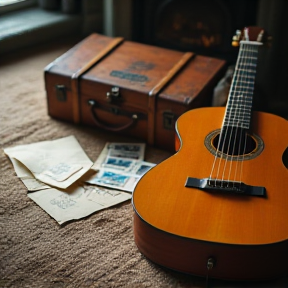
[257,30,264,42]
[232,30,242,47]
[232,36,240,47]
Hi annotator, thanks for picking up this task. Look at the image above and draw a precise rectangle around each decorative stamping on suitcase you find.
[110,71,149,83]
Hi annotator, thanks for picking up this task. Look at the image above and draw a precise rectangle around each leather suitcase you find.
[45,33,226,152]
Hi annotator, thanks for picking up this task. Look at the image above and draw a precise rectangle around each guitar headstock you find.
[232,26,271,47]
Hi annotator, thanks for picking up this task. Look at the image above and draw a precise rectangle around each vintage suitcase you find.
[45,33,226,152]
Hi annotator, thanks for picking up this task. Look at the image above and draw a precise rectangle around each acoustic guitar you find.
[132,27,288,281]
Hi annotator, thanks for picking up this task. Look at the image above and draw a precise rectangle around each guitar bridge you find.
[185,177,266,197]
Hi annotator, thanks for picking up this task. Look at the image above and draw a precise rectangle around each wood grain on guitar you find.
[132,27,288,281]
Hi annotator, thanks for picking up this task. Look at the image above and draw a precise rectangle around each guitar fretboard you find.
[223,42,261,129]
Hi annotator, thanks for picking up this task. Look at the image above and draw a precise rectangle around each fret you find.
[234,70,256,76]
[234,78,255,83]
[223,41,259,130]
[224,119,250,125]
[240,48,258,52]
[223,122,250,129]
[235,78,256,83]
[228,98,253,103]
[232,89,254,94]
[225,108,252,114]
[228,96,253,100]
[228,95,253,100]
[224,116,251,121]
[238,62,257,71]
[240,40,263,46]
[224,119,251,125]
[234,75,256,80]
[227,99,253,104]
[238,63,257,67]
[237,55,257,60]
[224,115,251,120]
[239,50,257,54]
[231,83,254,93]
[227,98,253,103]
[226,108,253,114]
[226,105,252,109]
[229,94,253,98]
[226,110,251,115]
[235,71,255,80]
[230,91,254,96]
[226,108,252,113]
[231,91,254,95]
[227,99,253,105]
[233,84,255,89]
[224,108,252,118]
[230,95,253,100]
[231,84,254,89]
[234,68,257,73]
[225,114,251,121]
[230,92,254,97]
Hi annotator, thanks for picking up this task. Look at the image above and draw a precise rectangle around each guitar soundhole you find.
[213,127,256,156]
[205,128,264,160]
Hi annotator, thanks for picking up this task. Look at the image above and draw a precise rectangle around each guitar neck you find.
[223,41,262,130]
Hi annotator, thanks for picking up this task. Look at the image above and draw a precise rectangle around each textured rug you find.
[0,38,287,288]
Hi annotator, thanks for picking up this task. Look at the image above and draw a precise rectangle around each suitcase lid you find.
[81,40,189,95]
[159,55,226,106]
[45,33,122,78]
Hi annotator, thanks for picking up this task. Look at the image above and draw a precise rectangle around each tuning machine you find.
[232,30,242,47]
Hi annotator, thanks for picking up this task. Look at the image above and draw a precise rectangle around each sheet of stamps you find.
[91,142,145,171]
[89,142,155,192]
[87,161,155,192]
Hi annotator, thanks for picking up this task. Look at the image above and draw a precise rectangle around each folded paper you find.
[4,135,93,189]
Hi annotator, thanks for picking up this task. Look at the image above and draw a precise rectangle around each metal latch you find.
[107,87,120,103]
[163,111,177,130]
[55,85,66,102]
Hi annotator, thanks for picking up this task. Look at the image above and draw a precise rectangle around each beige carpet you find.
[0,38,287,288]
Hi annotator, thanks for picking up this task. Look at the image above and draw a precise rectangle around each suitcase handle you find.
[88,99,141,132]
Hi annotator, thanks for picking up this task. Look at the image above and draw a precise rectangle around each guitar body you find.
[132,107,288,280]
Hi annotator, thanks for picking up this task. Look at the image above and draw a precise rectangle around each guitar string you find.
[222,41,248,186]
[210,42,258,186]
[229,42,250,185]
[235,43,251,185]
[209,32,262,190]
[236,29,253,185]
[209,52,240,185]
[220,43,247,186]
[209,39,260,186]
[229,43,258,186]
[208,41,244,185]
[238,44,259,184]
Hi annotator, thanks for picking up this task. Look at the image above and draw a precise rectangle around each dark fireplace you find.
[132,0,258,63]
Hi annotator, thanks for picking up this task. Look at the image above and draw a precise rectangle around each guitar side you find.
[132,107,288,280]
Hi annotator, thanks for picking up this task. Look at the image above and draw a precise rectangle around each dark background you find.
[130,0,288,117]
